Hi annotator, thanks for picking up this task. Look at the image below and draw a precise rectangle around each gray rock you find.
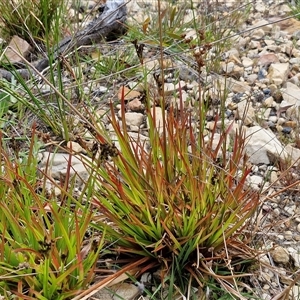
[39,151,91,189]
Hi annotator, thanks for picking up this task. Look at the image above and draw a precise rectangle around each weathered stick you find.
[0,0,127,81]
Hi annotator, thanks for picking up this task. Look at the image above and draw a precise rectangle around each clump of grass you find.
[0,0,65,43]
[88,89,259,296]
[0,0,262,298]
[289,0,300,20]
[0,127,104,298]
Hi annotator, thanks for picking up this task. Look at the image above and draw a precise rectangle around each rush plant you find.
[89,89,259,296]
[0,0,65,42]
[0,128,104,299]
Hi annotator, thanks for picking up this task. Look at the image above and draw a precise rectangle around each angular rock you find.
[124,112,144,127]
[236,100,255,125]
[267,63,289,85]
[258,53,279,67]
[244,126,288,164]
[247,174,264,190]
[2,35,32,64]
[252,28,265,39]
[242,57,254,68]
[284,144,300,166]
[282,82,300,105]
[38,151,91,189]
[66,141,84,153]
[217,76,251,94]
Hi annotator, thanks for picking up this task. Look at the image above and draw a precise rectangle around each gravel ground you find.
[2,0,300,298]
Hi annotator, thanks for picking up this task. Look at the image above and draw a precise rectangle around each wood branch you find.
[0,0,127,81]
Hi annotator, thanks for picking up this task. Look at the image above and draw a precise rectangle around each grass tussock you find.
[0,0,281,298]
[0,127,104,298]
[0,0,66,44]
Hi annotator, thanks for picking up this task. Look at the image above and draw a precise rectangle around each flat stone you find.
[247,74,258,84]
[244,126,288,164]
[112,283,140,300]
[251,19,272,33]
[39,151,91,189]
[258,53,279,67]
[66,141,84,153]
[118,86,141,101]
[252,28,265,39]
[2,35,32,64]
[217,76,251,94]
[282,82,300,105]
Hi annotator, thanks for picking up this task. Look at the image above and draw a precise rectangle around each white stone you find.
[269,116,278,124]
[255,2,266,12]
[124,112,144,127]
[217,76,251,94]
[263,97,274,108]
[236,100,255,125]
[244,126,288,164]
[147,107,166,135]
[66,141,84,153]
[247,74,258,84]
[39,152,91,189]
[284,231,293,240]
[282,82,300,105]
[242,57,254,68]
[252,28,265,39]
[247,175,264,190]
[262,293,271,300]
[284,144,300,166]
[269,171,278,184]
[267,63,289,85]
[290,252,300,268]
[290,286,300,299]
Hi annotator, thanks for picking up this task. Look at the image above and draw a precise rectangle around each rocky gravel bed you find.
[2,0,300,298]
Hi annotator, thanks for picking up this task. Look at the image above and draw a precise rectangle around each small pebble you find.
[282,127,292,134]
[284,231,293,241]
